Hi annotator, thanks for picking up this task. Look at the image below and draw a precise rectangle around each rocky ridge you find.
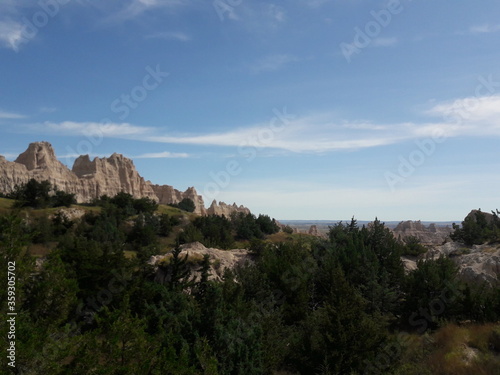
[0,142,248,216]
[391,220,452,245]
[206,200,250,216]
[403,242,500,284]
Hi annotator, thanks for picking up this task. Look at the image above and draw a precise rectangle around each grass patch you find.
[123,250,137,259]
[399,323,500,375]
[157,204,188,218]
[0,197,13,210]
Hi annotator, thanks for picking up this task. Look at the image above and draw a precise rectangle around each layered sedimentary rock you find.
[72,153,157,202]
[0,141,80,197]
[206,200,250,217]
[391,220,452,245]
[0,142,249,216]
[149,242,252,282]
[150,184,206,215]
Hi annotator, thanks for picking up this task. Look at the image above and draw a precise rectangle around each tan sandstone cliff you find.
[206,199,250,217]
[151,184,206,215]
[0,142,249,216]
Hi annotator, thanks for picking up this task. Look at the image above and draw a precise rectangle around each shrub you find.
[171,198,196,213]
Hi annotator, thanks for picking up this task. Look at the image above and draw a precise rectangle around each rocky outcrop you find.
[206,200,251,217]
[149,242,252,282]
[431,242,500,284]
[465,209,496,224]
[151,184,206,215]
[392,220,452,245]
[308,225,318,236]
[0,142,249,216]
[401,242,500,284]
[72,153,157,202]
[0,141,81,197]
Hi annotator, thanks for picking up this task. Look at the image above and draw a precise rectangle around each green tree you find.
[11,178,52,208]
[158,246,192,291]
[174,198,196,213]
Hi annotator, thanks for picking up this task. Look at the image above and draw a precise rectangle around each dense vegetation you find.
[170,198,196,213]
[178,212,280,249]
[451,209,500,245]
[5,179,76,209]
[1,195,499,374]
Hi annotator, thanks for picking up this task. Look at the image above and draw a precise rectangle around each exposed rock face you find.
[149,242,252,282]
[0,142,250,216]
[428,242,500,284]
[150,184,206,215]
[392,220,452,245]
[72,153,157,202]
[465,209,496,224]
[206,200,251,217]
[308,225,318,236]
[1,141,80,197]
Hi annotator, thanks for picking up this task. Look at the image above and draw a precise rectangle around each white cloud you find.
[249,54,298,73]
[41,121,152,137]
[426,95,500,136]
[372,37,398,47]
[16,95,500,155]
[469,24,500,34]
[132,151,190,158]
[145,31,191,41]
[0,110,26,119]
[0,19,24,51]
[107,0,189,22]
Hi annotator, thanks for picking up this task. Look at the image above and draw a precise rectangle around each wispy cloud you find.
[0,19,24,51]
[0,110,26,119]
[107,0,189,23]
[16,95,500,154]
[372,37,398,47]
[469,24,500,34]
[249,54,299,73]
[132,151,190,158]
[40,121,152,137]
[145,31,191,41]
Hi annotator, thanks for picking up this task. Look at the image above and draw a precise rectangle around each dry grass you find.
[424,324,500,375]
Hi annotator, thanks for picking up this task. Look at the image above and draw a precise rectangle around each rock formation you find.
[308,225,318,236]
[151,184,206,215]
[206,200,250,217]
[391,220,452,245]
[402,242,500,284]
[149,242,252,282]
[0,141,250,217]
[465,209,496,224]
[0,141,80,197]
[71,153,158,202]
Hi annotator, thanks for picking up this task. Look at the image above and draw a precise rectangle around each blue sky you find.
[1,0,499,221]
